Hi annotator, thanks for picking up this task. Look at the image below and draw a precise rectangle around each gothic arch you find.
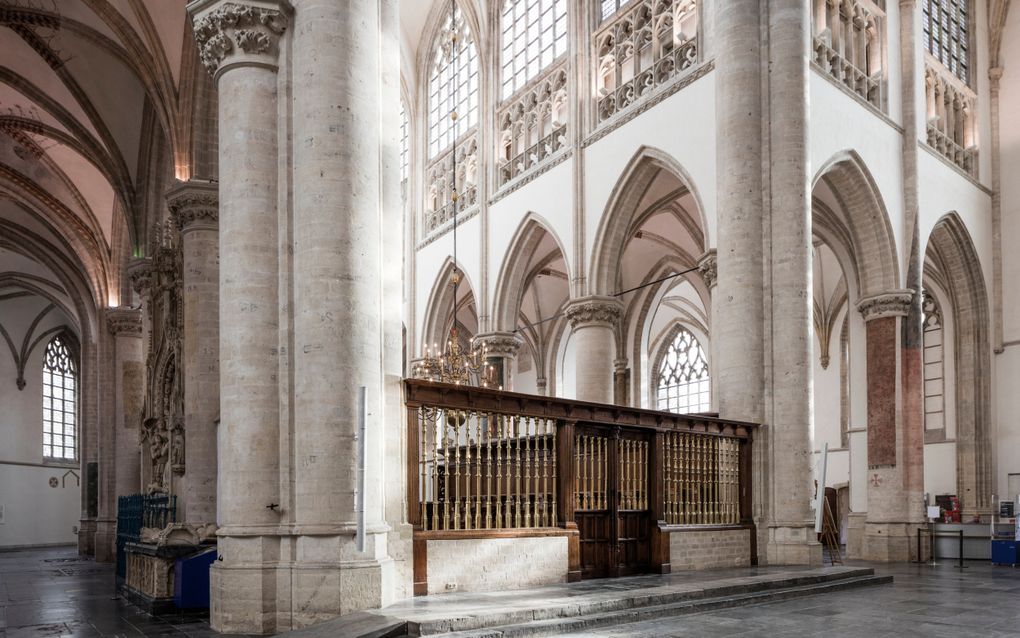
[491,212,571,332]
[923,212,991,516]
[420,257,480,354]
[811,150,900,299]
[416,0,488,108]
[590,146,708,296]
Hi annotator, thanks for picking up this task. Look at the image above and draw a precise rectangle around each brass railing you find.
[406,379,755,536]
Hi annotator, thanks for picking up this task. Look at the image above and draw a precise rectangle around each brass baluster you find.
[601,437,608,510]
[464,412,473,530]
[433,409,441,531]
[475,413,483,530]
[681,433,688,524]
[642,440,648,511]
[514,416,522,527]
[486,414,493,529]
[574,434,581,510]
[442,412,450,530]
[524,417,532,528]
[550,422,558,526]
[496,414,504,529]
[541,419,549,527]
[454,412,462,530]
[419,407,427,529]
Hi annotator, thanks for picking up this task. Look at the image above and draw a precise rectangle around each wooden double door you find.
[573,426,652,579]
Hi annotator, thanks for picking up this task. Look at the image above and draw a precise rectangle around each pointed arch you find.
[491,212,571,332]
[420,256,480,354]
[590,145,708,296]
[812,150,900,299]
[923,212,991,516]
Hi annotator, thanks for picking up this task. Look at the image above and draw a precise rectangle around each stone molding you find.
[127,257,155,299]
[697,250,717,289]
[565,296,624,330]
[107,307,142,337]
[166,180,219,232]
[856,290,914,321]
[189,1,289,77]
[474,332,523,359]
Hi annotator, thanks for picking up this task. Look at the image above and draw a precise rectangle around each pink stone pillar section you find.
[566,296,623,404]
[167,180,220,524]
[865,317,898,467]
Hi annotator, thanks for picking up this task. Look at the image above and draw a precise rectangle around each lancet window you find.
[425,2,480,235]
[501,0,568,100]
[922,0,969,84]
[656,326,710,414]
[811,0,885,109]
[594,0,699,125]
[922,290,945,432]
[42,334,77,461]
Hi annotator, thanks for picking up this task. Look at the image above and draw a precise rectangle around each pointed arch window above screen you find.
[656,326,710,414]
[428,2,479,159]
[922,290,945,431]
[500,0,568,99]
[43,334,77,461]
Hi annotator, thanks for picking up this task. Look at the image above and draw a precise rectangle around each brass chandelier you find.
[413,2,497,389]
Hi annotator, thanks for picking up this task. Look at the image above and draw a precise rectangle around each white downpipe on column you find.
[357,385,367,553]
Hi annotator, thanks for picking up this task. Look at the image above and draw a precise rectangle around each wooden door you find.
[574,427,651,579]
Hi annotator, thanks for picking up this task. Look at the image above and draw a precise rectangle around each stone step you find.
[426,574,893,637]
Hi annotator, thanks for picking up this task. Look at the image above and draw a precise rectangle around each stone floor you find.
[1,546,1019,637]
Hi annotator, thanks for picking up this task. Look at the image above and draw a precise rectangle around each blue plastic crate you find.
[174,547,217,609]
[991,540,1018,566]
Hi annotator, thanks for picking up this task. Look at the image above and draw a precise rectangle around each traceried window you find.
[599,0,627,22]
[428,2,479,159]
[922,0,969,83]
[42,334,77,461]
[500,0,568,99]
[656,326,710,414]
[922,290,945,431]
[400,101,409,182]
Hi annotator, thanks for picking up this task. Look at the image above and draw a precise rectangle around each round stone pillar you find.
[168,180,220,525]
[566,296,623,404]
[474,332,523,390]
[856,291,920,561]
[106,307,143,499]
[190,2,287,633]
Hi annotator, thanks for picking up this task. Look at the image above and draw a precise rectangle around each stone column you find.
[189,2,286,633]
[167,180,219,525]
[286,0,400,626]
[106,308,144,499]
[566,296,623,403]
[474,331,523,390]
[765,0,820,565]
[697,251,718,411]
[856,291,918,560]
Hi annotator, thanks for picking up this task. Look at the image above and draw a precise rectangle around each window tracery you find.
[498,64,568,186]
[922,290,945,433]
[924,60,977,176]
[43,334,77,461]
[922,0,969,84]
[501,0,568,100]
[812,0,885,109]
[656,326,710,414]
[594,0,699,125]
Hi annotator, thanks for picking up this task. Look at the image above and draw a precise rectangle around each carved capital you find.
[127,258,155,299]
[189,1,289,77]
[473,332,523,359]
[697,250,717,289]
[166,180,219,232]
[106,307,143,337]
[856,290,913,321]
[565,295,624,330]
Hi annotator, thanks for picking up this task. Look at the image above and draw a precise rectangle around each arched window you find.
[656,326,710,414]
[42,334,77,460]
[500,0,568,99]
[922,0,969,83]
[922,290,945,432]
[428,2,479,159]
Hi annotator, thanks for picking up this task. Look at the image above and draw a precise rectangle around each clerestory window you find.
[428,2,479,159]
[42,334,77,461]
[500,0,568,99]
[922,0,969,84]
[656,326,710,414]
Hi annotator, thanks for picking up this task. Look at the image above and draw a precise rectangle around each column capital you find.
[856,290,914,321]
[565,295,624,330]
[697,249,717,289]
[188,0,289,78]
[473,331,523,359]
[106,306,143,337]
[167,179,219,233]
[127,257,155,300]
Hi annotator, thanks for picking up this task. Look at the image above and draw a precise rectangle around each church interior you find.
[1,0,1019,636]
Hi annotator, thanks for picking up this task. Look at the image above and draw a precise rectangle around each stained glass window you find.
[656,326,710,414]
[500,0,568,99]
[922,0,969,83]
[428,2,479,159]
[43,335,77,461]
